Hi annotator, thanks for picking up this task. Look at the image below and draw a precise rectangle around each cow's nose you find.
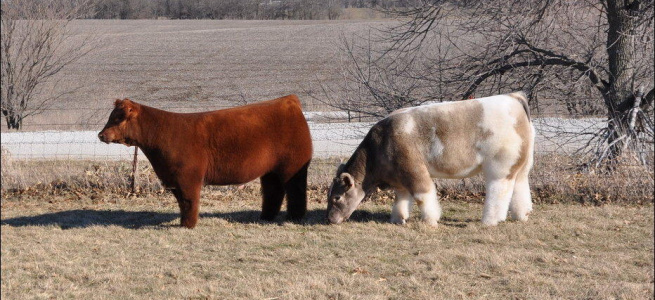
[328,215,343,225]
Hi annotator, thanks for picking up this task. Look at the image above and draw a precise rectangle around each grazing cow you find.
[98,95,313,228]
[327,92,534,226]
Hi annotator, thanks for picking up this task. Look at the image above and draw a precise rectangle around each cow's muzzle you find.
[327,214,344,225]
[98,131,110,144]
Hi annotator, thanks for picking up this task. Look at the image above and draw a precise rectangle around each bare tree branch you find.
[1,0,97,129]
[318,0,653,168]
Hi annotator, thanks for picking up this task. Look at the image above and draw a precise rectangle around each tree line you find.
[91,0,422,20]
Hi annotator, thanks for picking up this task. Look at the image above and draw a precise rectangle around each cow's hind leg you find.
[260,173,286,221]
[391,189,413,224]
[172,182,202,229]
[509,162,533,222]
[481,176,516,226]
[284,162,310,222]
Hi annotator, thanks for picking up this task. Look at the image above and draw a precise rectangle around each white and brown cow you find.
[327,92,534,226]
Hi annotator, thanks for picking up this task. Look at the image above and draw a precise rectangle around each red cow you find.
[98,95,313,228]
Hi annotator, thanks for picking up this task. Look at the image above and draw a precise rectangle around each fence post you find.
[130,146,138,194]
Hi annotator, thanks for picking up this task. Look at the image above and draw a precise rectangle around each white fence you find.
[1,116,608,160]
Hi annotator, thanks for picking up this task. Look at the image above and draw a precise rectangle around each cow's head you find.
[327,164,366,224]
[98,99,140,146]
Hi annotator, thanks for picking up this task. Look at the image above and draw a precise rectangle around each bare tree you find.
[1,0,95,130]
[319,0,653,167]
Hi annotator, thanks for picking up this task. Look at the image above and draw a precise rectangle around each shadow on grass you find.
[207,209,390,225]
[0,208,391,229]
[439,216,478,228]
[0,210,179,229]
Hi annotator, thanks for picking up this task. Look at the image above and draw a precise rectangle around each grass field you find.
[2,156,654,299]
[1,190,653,299]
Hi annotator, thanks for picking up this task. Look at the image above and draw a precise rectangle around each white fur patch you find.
[419,101,458,114]
[413,191,441,225]
[477,96,523,179]
[481,177,514,225]
[428,132,444,160]
[403,117,416,134]
[391,190,414,224]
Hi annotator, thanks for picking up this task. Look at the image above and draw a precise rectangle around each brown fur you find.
[507,113,532,179]
[99,95,313,228]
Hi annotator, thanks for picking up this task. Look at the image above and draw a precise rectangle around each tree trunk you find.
[606,114,628,165]
[604,0,639,163]
[5,113,21,130]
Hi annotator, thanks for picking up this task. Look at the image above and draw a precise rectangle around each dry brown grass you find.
[1,189,653,299]
[2,157,653,298]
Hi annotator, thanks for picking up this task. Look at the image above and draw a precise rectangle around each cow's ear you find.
[114,99,123,107]
[123,98,132,112]
[340,173,355,189]
[122,99,139,119]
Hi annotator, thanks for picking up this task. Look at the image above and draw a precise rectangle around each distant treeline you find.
[92,0,423,20]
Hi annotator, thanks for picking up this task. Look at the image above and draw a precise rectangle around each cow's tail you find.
[509,91,531,121]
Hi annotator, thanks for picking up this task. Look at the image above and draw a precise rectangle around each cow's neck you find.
[132,105,172,151]
[344,144,378,195]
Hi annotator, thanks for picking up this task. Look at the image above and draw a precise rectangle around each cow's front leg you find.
[401,168,440,227]
[172,182,202,229]
[391,189,413,224]
[413,189,440,227]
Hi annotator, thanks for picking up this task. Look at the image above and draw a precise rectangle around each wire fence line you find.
[1,122,370,160]
[1,99,652,163]
[0,104,362,132]
[2,107,653,195]
[1,110,633,161]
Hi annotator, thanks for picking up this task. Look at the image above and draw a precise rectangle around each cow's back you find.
[202,95,312,185]
[375,94,532,180]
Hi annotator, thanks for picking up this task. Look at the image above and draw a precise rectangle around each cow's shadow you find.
[0,210,178,229]
[0,208,390,229]
[203,209,389,225]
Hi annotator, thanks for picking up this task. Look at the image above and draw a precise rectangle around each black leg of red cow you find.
[260,173,285,221]
[284,162,309,222]
[172,184,201,228]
